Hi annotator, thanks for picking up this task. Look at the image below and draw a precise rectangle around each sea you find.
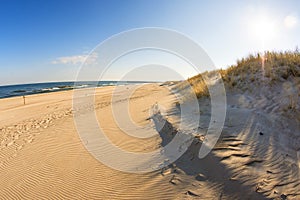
[0,81,150,99]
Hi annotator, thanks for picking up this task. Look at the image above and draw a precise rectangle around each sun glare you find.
[252,15,277,41]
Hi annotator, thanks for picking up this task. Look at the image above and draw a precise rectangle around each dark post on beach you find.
[23,96,26,105]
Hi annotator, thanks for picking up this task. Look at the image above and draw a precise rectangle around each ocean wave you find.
[12,90,27,93]
[0,81,150,99]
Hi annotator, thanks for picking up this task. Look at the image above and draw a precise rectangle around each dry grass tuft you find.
[183,50,300,98]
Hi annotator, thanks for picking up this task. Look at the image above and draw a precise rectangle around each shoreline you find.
[0,81,157,99]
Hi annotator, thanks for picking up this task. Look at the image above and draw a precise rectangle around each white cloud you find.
[284,15,298,29]
[52,53,98,65]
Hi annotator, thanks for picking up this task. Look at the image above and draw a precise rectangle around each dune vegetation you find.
[184,50,300,98]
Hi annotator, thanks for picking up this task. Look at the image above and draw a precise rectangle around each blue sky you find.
[0,0,299,85]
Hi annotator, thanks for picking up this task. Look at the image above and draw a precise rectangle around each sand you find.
[0,83,299,199]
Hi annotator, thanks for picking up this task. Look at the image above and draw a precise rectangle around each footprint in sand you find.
[161,167,172,176]
[195,173,207,181]
[24,137,34,143]
[16,145,23,151]
[7,141,14,147]
[169,175,182,185]
[185,190,200,197]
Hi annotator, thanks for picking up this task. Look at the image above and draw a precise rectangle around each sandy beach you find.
[0,84,184,199]
[0,79,299,199]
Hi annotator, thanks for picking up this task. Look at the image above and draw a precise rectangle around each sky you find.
[0,0,299,85]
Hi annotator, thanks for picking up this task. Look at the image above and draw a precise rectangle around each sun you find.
[252,15,277,42]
